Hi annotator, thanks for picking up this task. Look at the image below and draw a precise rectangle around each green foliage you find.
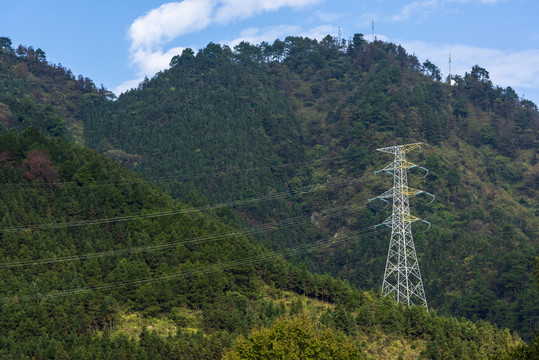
[501,333,539,360]
[0,129,524,360]
[0,34,536,358]
[0,36,111,142]
[0,131,265,358]
[222,315,363,359]
[76,35,538,341]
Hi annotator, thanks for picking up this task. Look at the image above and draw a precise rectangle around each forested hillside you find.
[78,35,538,340]
[0,130,528,359]
[0,33,537,358]
[0,36,112,141]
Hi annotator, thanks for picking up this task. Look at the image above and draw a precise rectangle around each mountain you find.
[0,36,113,142]
[0,34,537,358]
[0,128,528,359]
[77,35,538,340]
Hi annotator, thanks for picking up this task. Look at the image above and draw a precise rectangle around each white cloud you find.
[227,25,301,48]
[300,25,338,40]
[372,33,390,42]
[316,11,341,22]
[389,0,504,23]
[123,0,213,94]
[113,77,145,95]
[226,24,339,49]
[128,0,214,50]
[131,46,186,75]
[398,39,539,90]
[215,0,320,23]
[481,50,539,89]
[391,0,440,22]
[116,0,323,95]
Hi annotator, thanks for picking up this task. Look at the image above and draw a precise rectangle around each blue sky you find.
[1,0,538,105]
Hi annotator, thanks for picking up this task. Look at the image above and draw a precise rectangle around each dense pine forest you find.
[79,35,538,338]
[0,34,537,358]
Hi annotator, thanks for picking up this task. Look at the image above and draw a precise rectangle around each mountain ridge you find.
[77,34,538,339]
[0,34,537,358]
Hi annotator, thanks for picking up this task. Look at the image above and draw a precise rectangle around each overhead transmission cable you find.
[0,202,377,268]
[0,177,364,233]
[1,226,389,302]
[0,153,351,191]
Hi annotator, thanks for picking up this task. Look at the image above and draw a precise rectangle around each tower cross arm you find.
[401,186,435,203]
[376,142,422,154]
[369,188,395,202]
[403,213,421,223]
[401,160,419,169]
[402,186,424,197]
[402,214,432,230]
[374,215,393,229]
[374,162,396,175]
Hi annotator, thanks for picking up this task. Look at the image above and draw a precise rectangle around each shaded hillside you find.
[0,130,526,359]
[79,35,538,340]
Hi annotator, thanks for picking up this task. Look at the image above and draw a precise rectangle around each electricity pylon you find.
[370,143,433,309]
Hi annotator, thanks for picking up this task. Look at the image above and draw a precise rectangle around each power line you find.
[1,226,390,303]
[0,153,389,301]
[0,153,351,191]
[0,177,364,233]
[0,202,375,268]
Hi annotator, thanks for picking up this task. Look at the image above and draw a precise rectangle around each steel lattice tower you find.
[371,143,433,309]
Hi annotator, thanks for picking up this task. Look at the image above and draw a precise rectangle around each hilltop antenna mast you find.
[448,53,452,83]
[370,143,433,309]
[371,20,375,41]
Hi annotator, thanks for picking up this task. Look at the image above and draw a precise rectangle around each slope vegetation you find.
[79,35,538,339]
[0,36,112,141]
[0,128,527,359]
